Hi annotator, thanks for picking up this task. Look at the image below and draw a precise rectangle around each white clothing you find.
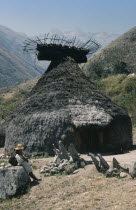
[15,154,24,165]
[15,154,32,173]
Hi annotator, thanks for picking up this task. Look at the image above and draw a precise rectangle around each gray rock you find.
[58,161,69,171]
[69,156,74,163]
[97,154,109,171]
[44,168,50,173]
[0,166,29,199]
[113,160,129,173]
[120,163,129,170]
[43,165,50,170]
[62,159,69,165]
[120,172,128,178]
[44,173,50,176]
[68,143,79,161]
[105,168,113,177]
[112,158,121,170]
[85,160,93,165]
[40,169,45,174]
[128,161,136,178]
[58,164,64,171]
[105,168,119,177]
[0,163,5,167]
[88,153,100,171]
[58,141,70,160]
[80,161,86,168]
[56,157,61,165]
[0,154,5,159]
[50,168,58,174]
[72,170,79,174]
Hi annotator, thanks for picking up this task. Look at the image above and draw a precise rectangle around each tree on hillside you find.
[102,46,131,76]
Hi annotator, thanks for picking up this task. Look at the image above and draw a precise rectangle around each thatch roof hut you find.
[5,57,132,155]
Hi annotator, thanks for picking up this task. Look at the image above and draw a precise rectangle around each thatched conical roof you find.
[5,57,132,155]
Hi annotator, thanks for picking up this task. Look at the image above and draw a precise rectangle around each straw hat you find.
[15,144,24,150]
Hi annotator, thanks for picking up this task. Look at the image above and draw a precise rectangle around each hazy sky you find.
[0,0,136,35]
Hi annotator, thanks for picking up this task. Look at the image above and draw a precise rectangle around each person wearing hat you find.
[15,144,41,182]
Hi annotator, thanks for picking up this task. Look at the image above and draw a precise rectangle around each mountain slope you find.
[97,74,136,126]
[82,27,136,79]
[49,28,119,48]
[0,25,44,88]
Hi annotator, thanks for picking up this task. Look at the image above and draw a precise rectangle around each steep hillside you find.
[82,27,136,79]
[0,78,38,119]
[0,25,44,88]
[97,74,136,126]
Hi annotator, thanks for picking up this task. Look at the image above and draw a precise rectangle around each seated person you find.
[15,144,41,182]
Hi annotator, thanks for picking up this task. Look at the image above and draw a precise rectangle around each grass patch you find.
[0,160,8,165]
[30,164,38,170]
[0,89,30,119]
[30,154,50,159]
[97,74,136,126]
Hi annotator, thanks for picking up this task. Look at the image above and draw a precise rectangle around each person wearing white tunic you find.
[15,144,41,181]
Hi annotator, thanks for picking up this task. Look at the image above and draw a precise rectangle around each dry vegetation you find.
[97,74,136,126]
[0,129,136,210]
[0,158,136,210]
[0,78,38,119]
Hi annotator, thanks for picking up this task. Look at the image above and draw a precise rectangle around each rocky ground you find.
[0,128,136,210]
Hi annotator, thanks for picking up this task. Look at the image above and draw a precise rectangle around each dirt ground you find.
[0,128,136,210]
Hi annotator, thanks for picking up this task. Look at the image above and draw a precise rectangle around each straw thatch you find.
[5,57,132,155]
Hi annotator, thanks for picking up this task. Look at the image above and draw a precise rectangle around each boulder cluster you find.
[40,141,90,176]
[89,153,136,179]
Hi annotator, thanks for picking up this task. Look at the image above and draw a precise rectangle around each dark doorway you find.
[74,127,112,153]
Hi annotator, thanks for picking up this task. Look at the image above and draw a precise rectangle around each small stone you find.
[50,168,58,174]
[40,169,45,174]
[105,168,119,177]
[58,165,64,171]
[105,168,114,177]
[44,165,50,169]
[72,170,79,174]
[120,172,128,178]
[80,161,86,168]
[69,156,74,163]
[53,167,58,171]
[85,160,93,165]
[0,154,5,159]
[44,168,50,173]
[58,161,69,171]
[44,173,50,176]
[0,163,5,167]
[62,159,69,164]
